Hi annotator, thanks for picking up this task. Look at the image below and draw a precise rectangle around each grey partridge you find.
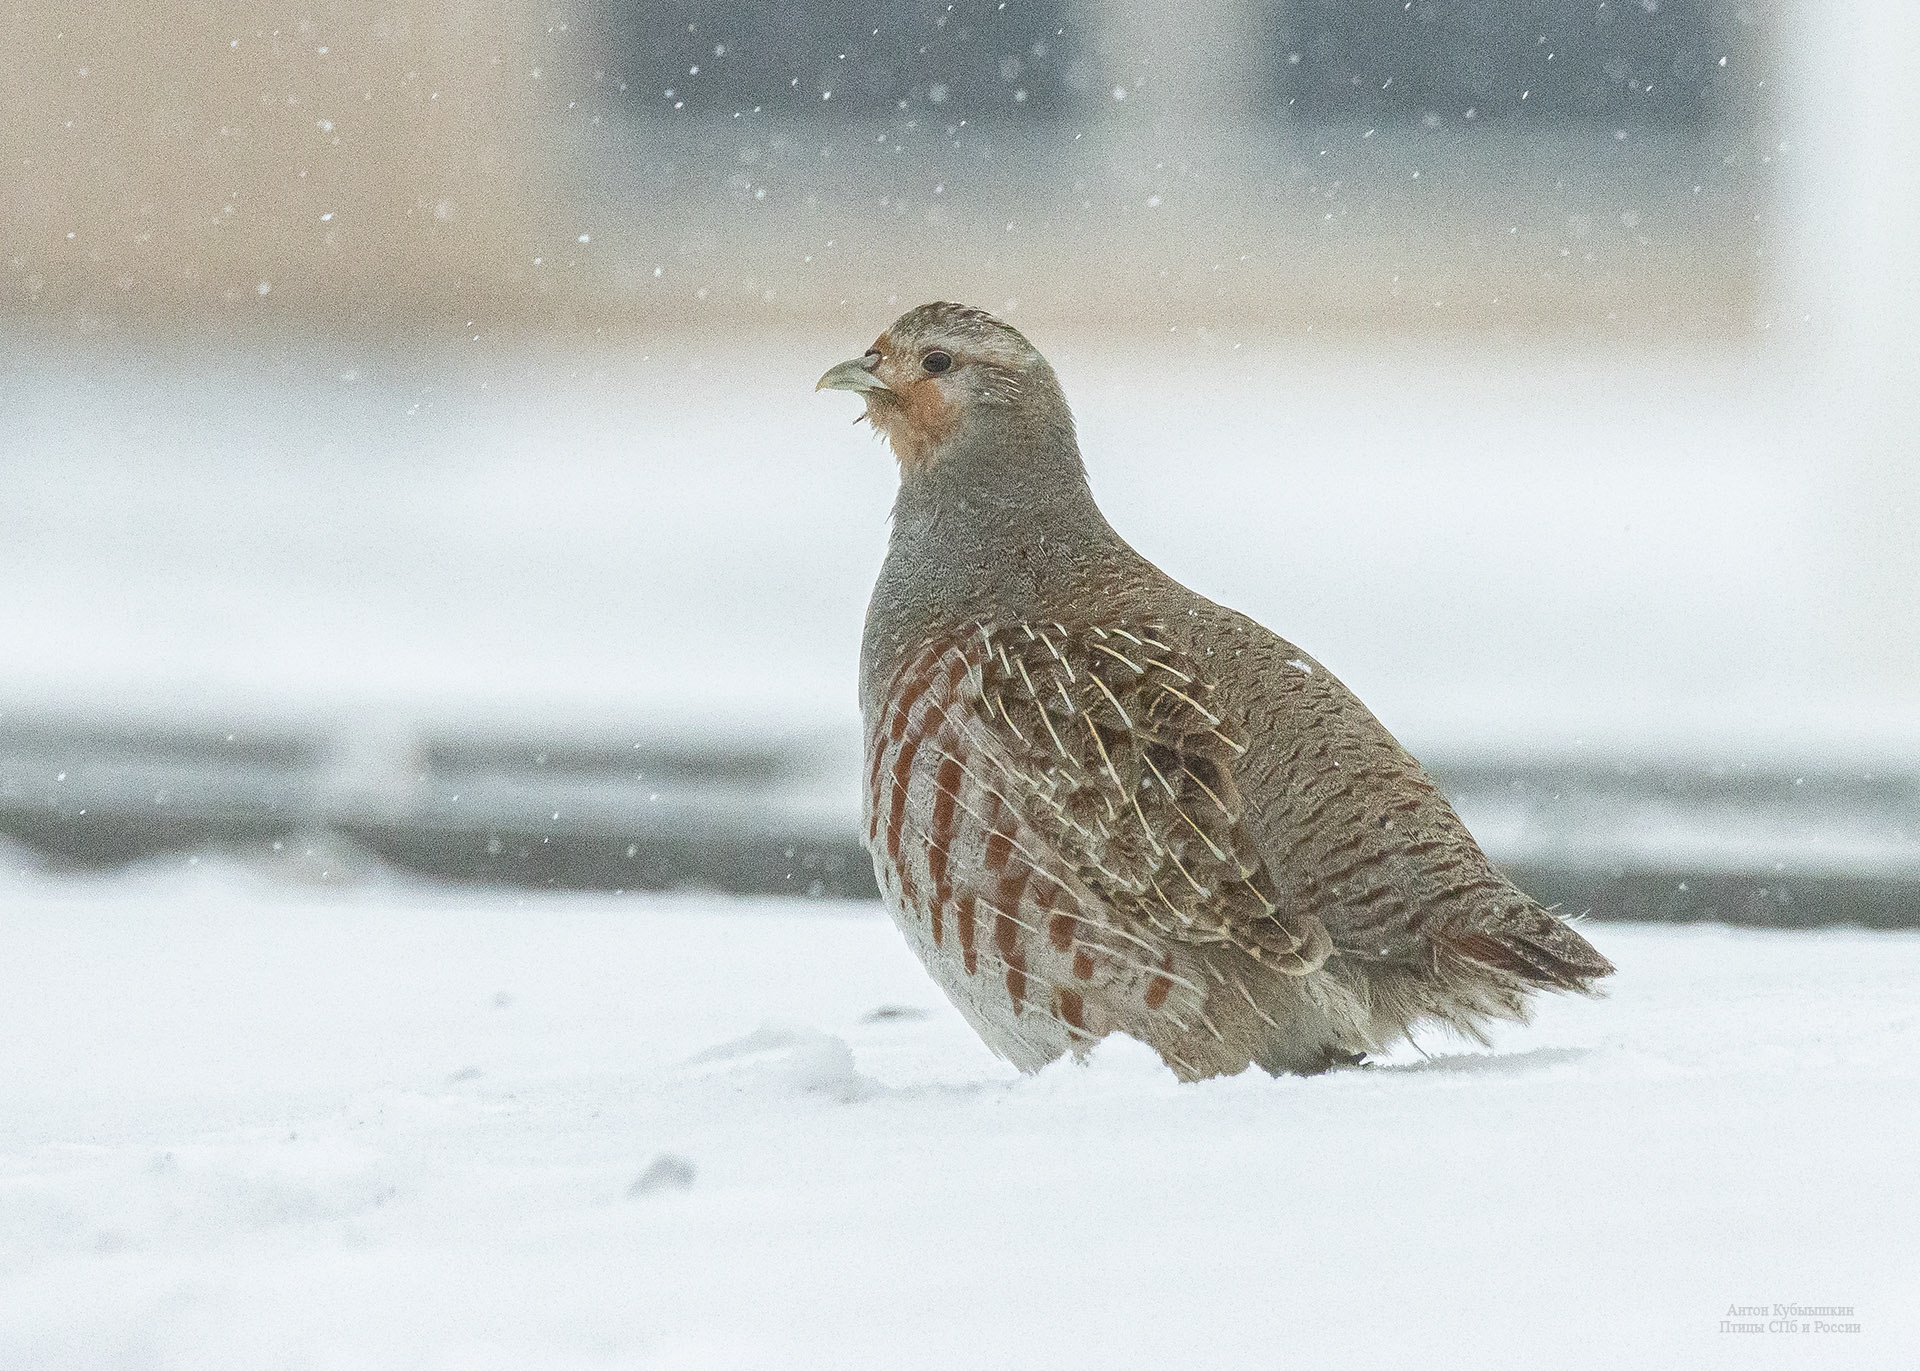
[819,302,1612,1079]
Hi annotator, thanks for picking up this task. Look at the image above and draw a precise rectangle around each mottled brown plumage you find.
[821,302,1612,1079]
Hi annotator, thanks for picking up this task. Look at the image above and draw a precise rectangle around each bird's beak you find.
[815,357,892,395]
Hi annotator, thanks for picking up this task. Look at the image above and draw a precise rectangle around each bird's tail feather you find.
[1446,913,1615,992]
[1345,897,1614,1051]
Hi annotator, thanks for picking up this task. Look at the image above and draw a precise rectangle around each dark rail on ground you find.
[3,717,1915,929]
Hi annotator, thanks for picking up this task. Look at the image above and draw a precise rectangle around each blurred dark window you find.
[609,0,1091,118]
[1265,0,1739,124]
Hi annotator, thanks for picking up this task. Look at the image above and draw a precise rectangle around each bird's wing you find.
[878,620,1333,976]
[1213,625,1615,997]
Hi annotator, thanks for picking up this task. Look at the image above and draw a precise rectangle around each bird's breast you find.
[861,626,1211,1074]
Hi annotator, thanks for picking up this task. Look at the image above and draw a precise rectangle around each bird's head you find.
[816,302,1066,471]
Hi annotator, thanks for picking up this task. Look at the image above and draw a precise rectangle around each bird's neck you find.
[864,407,1142,691]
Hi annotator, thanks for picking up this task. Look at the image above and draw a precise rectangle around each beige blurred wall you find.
[2,2,576,332]
[3,1,1772,341]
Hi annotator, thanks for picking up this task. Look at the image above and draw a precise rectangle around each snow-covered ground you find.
[3,862,1913,1369]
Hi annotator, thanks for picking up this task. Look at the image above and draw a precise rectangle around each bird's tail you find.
[1350,893,1614,1050]
[1443,903,1615,993]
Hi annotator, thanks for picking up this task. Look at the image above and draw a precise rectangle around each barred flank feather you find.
[864,615,1609,1080]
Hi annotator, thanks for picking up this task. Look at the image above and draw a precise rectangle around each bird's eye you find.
[922,350,953,374]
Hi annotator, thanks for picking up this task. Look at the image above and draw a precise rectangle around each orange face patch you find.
[887,378,961,469]
[864,334,964,470]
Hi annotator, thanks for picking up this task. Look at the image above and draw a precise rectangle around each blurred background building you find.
[3,1,1917,922]
[6,0,1791,334]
